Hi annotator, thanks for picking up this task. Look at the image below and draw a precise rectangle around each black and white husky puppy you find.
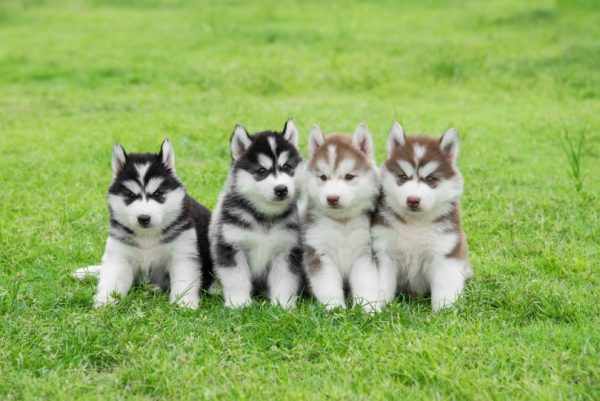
[73,140,213,309]
[209,120,304,308]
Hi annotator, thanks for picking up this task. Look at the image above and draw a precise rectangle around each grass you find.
[0,0,599,399]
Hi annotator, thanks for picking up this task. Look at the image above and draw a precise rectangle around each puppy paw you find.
[172,296,199,310]
[224,296,251,309]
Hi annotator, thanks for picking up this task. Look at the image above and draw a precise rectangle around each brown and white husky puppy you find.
[303,124,381,312]
[372,122,472,311]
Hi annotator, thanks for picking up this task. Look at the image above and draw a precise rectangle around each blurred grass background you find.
[0,0,598,399]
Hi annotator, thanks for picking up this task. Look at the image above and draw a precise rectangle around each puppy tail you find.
[72,265,102,280]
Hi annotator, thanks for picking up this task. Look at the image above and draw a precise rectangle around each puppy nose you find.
[327,195,340,206]
[406,196,421,209]
[137,215,151,227]
[274,185,288,199]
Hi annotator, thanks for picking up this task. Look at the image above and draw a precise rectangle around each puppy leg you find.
[268,249,301,309]
[376,251,398,306]
[169,257,201,309]
[73,264,102,280]
[428,257,467,312]
[308,255,345,310]
[350,252,380,313]
[94,256,134,308]
[216,249,252,309]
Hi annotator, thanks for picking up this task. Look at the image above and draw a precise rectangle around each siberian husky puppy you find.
[303,124,380,312]
[372,123,472,311]
[73,140,213,309]
[209,120,304,308]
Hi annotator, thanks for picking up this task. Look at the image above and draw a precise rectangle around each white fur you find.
[308,125,324,155]
[352,123,374,159]
[234,169,297,215]
[440,128,460,165]
[374,129,469,311]
[387,122,406,157]
[87,229,202,309]
[372,210,469,310]
[111,144,127,178]
[304,130,380,313]
[108,187,186,233]
[161,139,176,171]
[210,186,301,308]
[231,125,251,160]
[283,119,298,147]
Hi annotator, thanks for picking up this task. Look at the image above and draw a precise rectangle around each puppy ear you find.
[283,118,298,147]
[387,122,406,157]
[159,139,176,171]
[308,125,324,156]
[352,123,374,159]
[439,128,460,165]
[230,124,251,160]
[111,144,127,178]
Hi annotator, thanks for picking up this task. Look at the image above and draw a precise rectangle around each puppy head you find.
[306,124,379,220]
[380,123,463,221]
[108,139,185,235]
[230,119,303,216]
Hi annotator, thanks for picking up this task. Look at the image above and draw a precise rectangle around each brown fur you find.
[308,134,370,172]
[384,135,456,181]
[304,245,322,273]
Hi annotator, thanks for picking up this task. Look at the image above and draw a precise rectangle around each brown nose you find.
[327,195,340,206]
[406,196,421,209]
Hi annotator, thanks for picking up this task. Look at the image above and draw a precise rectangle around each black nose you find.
[274,185,288,199]
[137,215,151,227]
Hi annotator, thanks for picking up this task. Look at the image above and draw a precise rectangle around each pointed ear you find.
[159,139,176,171]
[111,144,127,178]
[352,123,374,159]
[283,118,298,147]
[308,125,324,156]
[439,128,460,165]
[230,124,251,160]
[387,122,406,157]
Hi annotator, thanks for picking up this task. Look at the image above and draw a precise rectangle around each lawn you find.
[1,0,599,399]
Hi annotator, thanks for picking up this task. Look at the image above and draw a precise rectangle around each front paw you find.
[360,301,382,315]
[324,299,346,310]
[172,295,199,310]
[224,295,252,309]
[93,293,119,308]
[271,296,298,309]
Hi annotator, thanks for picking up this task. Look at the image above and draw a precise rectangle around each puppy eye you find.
[153,190,164,198]
[398,174,409,182]
[425,175,436,183]
[282,163,291,171]
[126,190,137,198]
[344,174,355,181]
[319,175,328,181]
[257,167,267,174]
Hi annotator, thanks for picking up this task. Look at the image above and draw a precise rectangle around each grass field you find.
[1,0,599,399]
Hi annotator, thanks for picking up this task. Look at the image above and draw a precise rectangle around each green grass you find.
[1,0,599,399]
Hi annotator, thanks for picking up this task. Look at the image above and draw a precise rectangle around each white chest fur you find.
[222,223,296,274]
[306,213,371,275]
[105,228,197,274]
[372,215,458,288]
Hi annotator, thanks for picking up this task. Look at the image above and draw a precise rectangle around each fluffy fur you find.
[372,122,472,311]
[209,119,304,308]
[73,140,213,309]
[303,124,380,312]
